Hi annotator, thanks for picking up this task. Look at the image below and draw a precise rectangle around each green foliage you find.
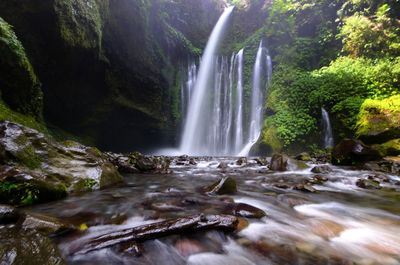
[339,10,400,58]
[263,56,399,148]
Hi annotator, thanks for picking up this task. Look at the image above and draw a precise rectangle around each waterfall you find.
[238,42,272,156]
[180,6,234,155]
[321,107,334,148]
[181,60,197,124]
[234,49,244,153]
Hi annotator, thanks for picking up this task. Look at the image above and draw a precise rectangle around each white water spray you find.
[180,6,234,155]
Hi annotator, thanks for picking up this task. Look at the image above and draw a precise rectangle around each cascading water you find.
[233,49,244,154]
[238,42,272,156]
[181,61,197,124]
[321,107,334,148]
[180,6,234,156]
[179,7,272,156]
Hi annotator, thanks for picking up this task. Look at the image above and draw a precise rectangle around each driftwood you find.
[73,214,238,255]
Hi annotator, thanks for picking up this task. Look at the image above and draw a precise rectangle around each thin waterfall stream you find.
[321,107,334,148]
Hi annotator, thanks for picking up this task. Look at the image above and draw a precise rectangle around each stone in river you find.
[205,177,237,195]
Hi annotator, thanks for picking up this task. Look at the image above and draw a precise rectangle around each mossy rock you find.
[371,139,400,157]
[0,121,122,205]
[356,95,400,144]
[0,17,42,118]
[0,180,67,206]
[206,177,238,195]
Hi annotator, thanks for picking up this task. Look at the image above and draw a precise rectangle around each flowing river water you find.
[26,157,400,265]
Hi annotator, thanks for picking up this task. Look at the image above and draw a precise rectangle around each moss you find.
[0,180,67,206]
[261,126,283,152]
[54,0,104,51]
[356,95,400,141]
[0,100,47,133]
[73,178,97,192]
[17,145,42,170]
[372,139,400,156]
[0,17,43,118]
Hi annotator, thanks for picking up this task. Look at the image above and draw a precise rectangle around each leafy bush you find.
[263,56,400,148]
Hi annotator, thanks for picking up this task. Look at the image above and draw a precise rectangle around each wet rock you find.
[20,212,71,235]
[115,242,143,257]
[230,203,266,219]
[366,174,390,183]
[365,156,400,175]
[311,165,332,174]
[255,157,269,166]
[236,157,247,166]
[269,154,288,171]
[273,183,290,189]
[175,239,204,257]
[309,219,344,239]
[0,121,123,206]
[236,218,250,231]
[356,179,381,190]
[205,177,237,195]
[295,152,312,161]
[108,152,171,174]
[331,139,381,165]
[0,204,20,224]
[277,194,311,207]
[0,228,66,265]
[217,162,228,169]
[293,184,316,193]
[308,175,328,185]
[0,166,68,206]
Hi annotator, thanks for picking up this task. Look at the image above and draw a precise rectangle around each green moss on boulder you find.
[356,95,400,144]
[0,121,123,206]
[372,139,400,157]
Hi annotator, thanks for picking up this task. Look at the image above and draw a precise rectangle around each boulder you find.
[356,179,381,190]
[269,154,288,171]
[107,152,171,174]
[205,177,237,195]
[0,228,66,265]
[295,152,312,161]
[356,96,400,144]
[230,203,266,219]
[331,139,381,165]
[311,165,332,174]
[0,121,123,205]
[0,204,21,224]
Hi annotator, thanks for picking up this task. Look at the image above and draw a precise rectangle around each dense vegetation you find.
[253,0,400,153]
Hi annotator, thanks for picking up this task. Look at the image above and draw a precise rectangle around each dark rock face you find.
[331,139,381,165]
[0,17,42,118]
[0,121,122,205]
[0,0,225,152]
[269,154,288,171]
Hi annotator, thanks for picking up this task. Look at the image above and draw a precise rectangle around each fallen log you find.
[73,214,238,255]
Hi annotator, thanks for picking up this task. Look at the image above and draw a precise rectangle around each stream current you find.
[28,157,400,265]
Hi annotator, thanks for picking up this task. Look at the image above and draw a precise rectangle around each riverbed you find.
[21,157,400,264]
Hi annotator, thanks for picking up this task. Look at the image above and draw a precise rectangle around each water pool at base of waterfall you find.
[18,157,400,265]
